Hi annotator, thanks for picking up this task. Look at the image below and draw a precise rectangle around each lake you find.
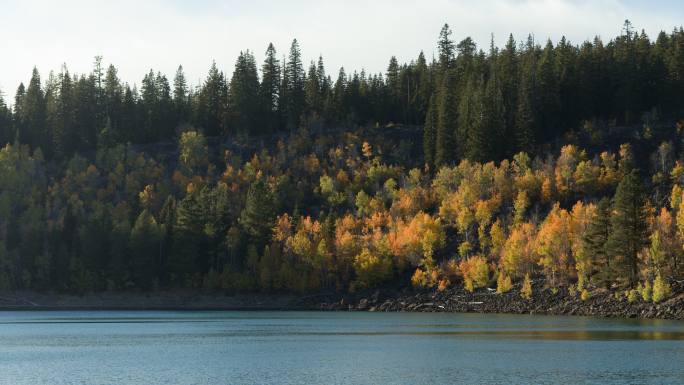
[0,311,683,384]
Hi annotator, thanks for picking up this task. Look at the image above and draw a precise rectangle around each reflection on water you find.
[0,311,682,385]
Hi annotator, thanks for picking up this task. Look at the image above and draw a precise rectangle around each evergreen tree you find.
[386,56,401,122]
[499,34,519,154]
[423,93,437,168]
[435,71,458,166]
[606,171,649,287]
[536,40,561,141]
[103,64,122,140]
[197,61,228,136]
[54,65,76,158]
[481,73,506,161]
[285,39,306,129]
[413,51,432,124]
[22,68,47,151]
[0,90,11,145]
[173,65,190,124]
[130,209,162,289]
[171,189,207,283]
[583,198,612,287]
[228,50,260,134]
[239,177,276,251]
[437,24,455,72]
[140,69,159,142]
[74,74,99,151]
[260,43,281,132]
[304,60,323,118]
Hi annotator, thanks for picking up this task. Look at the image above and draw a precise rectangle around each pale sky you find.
[1,0,683,100]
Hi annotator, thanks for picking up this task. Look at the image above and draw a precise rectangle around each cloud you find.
[0,0,682,98]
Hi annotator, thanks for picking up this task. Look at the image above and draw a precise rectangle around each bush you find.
[353,248,393,290]
[580,289,590,301]
[652,275,671,303]
[639,281,652,302]
[459,256,489,292]
[411,268,428,288]
[437,278,450,292]
[521,273,533,300]
[626,289,639,303]
[496,271,512,294]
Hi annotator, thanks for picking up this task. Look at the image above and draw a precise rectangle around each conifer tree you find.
[173,65,190,124]
[423,93,437,169]
[435,71,457,166]
[22,68,47,151]
[130,209,162,289]
[0,90,11,145]
[285,39,306,129]
[606,171,649,286]
[103,65,122,136]
[228,50,260,134]
[260,43,281,132]
[583,198,612,287]
[240,177,276,251]
[198,61,228,136]
[437,24,455,72]
[305,60,323,118]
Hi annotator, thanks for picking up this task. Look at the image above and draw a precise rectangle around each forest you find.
[1,21,684,303]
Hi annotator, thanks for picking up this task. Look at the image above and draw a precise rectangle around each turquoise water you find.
[0,311,683,384]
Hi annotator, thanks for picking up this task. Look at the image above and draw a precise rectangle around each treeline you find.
[3,21,684,163]
[1,124,683,302]
[1,22,684,302]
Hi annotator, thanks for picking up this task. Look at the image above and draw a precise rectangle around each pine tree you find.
[435,71,458,166]
[228,50,260,134]
[285,39,306,129]
[198,61,228,136]
[22,68,47,151]
[515,74,536,153]
[120,84,138,143]
[481,73,506,161]
[414,51,432,123]
[103,65,122,137]
[537,40,560,141]
[386,56,401,122]
[305,60,322,118]
[457,76,479,161]
[499,34,519,154]
[606,170,649,287]
[437,24,455,72]
[423,93,437,168]
[260,43,281,133]
[46,66,69,159]
[583,198,612,287]
[130,209,162,289]
[239,177,276,251]
[173,65,190,124]
[0,90,11,145]
[171,189,207,283]
[140,69,158,142]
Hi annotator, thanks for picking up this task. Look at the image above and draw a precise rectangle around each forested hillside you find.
[1,21,684,303]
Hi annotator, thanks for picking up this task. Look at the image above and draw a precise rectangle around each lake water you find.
[0,311,683,384]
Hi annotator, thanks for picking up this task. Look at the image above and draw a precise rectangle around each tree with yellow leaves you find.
[501,222,537,279]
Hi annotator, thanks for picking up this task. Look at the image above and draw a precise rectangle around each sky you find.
[1,0,683,100]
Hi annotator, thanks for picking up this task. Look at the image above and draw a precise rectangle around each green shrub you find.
[496,271,512,294]
[652,275,671,303]
[521,273,533,300]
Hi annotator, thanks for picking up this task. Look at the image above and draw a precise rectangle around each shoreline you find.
[0,284,683,320]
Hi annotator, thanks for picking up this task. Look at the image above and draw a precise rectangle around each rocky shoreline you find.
[1,281,683,320]
[301,280,684,320]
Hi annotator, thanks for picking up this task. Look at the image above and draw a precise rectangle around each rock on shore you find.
[304,281,684,320]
